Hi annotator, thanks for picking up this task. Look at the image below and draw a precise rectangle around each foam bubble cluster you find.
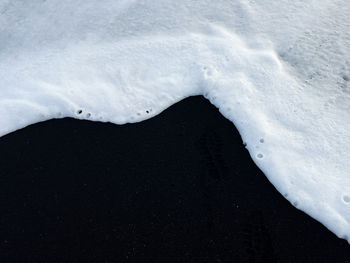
[1,0,350,243]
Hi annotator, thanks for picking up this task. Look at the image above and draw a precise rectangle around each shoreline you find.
[0,96,348,262]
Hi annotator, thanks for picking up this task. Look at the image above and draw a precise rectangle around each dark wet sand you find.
[0,96,349,262]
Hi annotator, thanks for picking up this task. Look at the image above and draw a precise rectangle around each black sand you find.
[0,96,349,262]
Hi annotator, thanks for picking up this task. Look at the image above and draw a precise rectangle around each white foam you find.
[1,0,350,243]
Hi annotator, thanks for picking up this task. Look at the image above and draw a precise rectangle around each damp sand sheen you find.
[0,0,350,243]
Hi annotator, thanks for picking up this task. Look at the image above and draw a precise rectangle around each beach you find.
[0,96,348,262]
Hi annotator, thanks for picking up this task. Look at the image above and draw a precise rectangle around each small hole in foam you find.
[146,110,149,114]
[77,109,83,115]
[343,195,350,203]
[260,139,264,143]
[257,153,264,159]
[86,113,91,118]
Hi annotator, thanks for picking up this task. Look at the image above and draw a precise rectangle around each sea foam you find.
[1,0,350,243]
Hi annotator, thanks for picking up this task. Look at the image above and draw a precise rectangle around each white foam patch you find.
[1,0,350,243]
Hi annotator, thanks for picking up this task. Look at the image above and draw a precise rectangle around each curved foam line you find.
[1,5,350,244]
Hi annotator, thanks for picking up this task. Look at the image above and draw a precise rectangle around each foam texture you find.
[1,0,350,243]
